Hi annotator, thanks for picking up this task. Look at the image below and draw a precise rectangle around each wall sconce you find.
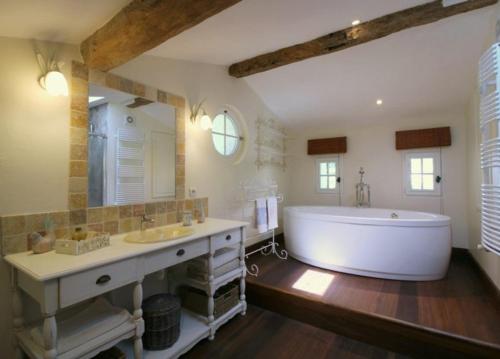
[36,52,68,97]
[190,99,212,130]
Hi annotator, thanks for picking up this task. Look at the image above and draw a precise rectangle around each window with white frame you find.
[316,157,340,193]
[404,150,441,196]
[211,110,241,156]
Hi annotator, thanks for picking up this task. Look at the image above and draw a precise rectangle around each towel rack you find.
[479,43,500,256]
[115,128,145,205]
[241,180,288,277]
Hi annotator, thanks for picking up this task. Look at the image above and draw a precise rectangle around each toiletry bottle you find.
[198,202,206,223]
[44,217,56,249]
[183,211,193,226]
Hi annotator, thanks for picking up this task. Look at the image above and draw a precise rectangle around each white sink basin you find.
[124,226,195,244]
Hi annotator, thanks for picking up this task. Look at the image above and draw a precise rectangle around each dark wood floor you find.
[245,250,500,358]
[183,304,408,359]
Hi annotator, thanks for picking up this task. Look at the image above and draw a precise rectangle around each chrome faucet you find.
[140,214,155,231]
[355,167,371,208]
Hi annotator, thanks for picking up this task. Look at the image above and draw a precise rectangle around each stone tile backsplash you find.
[0,197,208,255]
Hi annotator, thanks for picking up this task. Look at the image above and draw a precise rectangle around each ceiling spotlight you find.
[352,19,361,26]
[376,99,383,106]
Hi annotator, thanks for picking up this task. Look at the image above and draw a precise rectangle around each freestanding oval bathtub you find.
[284,206,451,281]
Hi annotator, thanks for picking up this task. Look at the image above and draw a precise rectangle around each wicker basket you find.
[142,294,181,350]
[181,281,239,318]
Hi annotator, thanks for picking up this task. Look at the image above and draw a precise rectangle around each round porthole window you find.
[211,110,241,156]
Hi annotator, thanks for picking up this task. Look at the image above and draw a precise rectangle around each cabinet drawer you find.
[145,238,209,274]
[212,228,242,251]
[60,258,138,308]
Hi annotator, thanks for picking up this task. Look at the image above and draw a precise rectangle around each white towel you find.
[255,197,268,233]
[267,196,278,230]
[30,297,131,354]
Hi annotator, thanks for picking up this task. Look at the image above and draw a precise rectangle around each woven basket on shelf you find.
[181,281,239,318]
[142,293,181,350]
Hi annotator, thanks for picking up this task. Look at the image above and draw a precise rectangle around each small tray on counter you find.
[55,232,110,255]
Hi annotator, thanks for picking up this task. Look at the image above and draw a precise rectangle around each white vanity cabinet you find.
[5,218,248,359]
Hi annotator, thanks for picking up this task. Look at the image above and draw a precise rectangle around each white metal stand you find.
[240,180,288,277]
[245,228,288,277]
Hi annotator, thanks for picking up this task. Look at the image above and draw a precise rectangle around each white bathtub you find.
[284,206,451,281]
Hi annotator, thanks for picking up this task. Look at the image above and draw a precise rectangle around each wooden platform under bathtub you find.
[246,243,500,359]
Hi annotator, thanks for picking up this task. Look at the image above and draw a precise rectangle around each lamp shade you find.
[200,114,212,130]
[41,70,68,96]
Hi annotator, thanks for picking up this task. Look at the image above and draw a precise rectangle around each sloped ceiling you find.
[148,0,496,127]
[1,0,495,127]
[243,7,495,127]
[149,0,431,65]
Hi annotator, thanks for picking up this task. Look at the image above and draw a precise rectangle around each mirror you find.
[88,84,176,207]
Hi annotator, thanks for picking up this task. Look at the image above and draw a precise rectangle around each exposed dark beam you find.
[229,0,497,78]
[81,0,242,71]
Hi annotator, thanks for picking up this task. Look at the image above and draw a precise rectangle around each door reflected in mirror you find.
[88,84,176,207]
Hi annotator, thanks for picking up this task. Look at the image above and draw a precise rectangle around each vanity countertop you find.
[4,217,248,282]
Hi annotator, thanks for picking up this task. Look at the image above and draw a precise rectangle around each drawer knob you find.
[96,275,111,285]
[226,234,232,241]
[177,249,185,256]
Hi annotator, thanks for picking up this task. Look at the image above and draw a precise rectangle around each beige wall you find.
[287,111,469,248]
[0,37,80,215]
[465,2,500,290]
[0,37,80,358]
[113,55,289,244]
[0,37,286,357]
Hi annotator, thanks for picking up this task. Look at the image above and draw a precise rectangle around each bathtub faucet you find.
[355,167,371,208]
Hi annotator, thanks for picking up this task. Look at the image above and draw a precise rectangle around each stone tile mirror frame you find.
[69,61,186,209]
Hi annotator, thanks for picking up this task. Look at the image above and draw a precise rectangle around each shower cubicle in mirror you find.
[88,84,176,207]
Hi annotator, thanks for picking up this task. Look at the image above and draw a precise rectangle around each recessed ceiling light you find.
[376,99,383,106]
[352,19,361,26]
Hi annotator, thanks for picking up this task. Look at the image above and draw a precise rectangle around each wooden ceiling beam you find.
[228,0,497,78]
[81,0,241,71]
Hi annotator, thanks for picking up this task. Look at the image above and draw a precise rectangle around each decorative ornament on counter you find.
[30,217,56,254]
[30,232,52,254]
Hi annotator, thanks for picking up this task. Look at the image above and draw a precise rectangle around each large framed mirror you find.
[69,61,188,213]
[88,84,177,207]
